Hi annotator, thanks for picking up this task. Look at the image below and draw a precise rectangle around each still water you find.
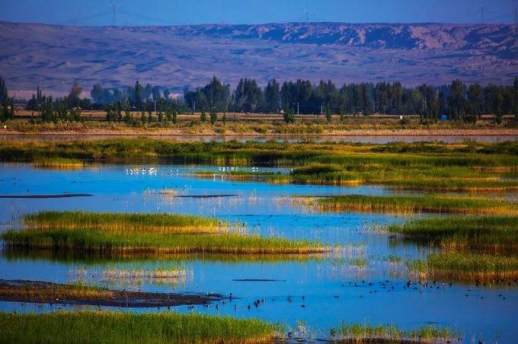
[0,164,516,343]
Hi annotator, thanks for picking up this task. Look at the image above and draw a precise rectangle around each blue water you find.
[0,163,517,343]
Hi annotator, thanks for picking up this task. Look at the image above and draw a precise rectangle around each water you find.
[0,163,517,343]
[1,133,516,144]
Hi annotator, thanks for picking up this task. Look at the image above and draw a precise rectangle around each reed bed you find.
[387,216,518,251]
[0,311,279,344]
[2,230,326,255]
[1,139,517,192]
[409,253,518,284]
[2,247,324,264]
[312,195,518,215]
[331,323,456,343]
[4,211,328,256]
[390,216,518,283]
[24,211,226,234]
[72,267,189,286]
[288,163,518,192]
[32,157,84,170]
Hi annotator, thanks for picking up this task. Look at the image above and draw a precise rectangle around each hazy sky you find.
[0,0,516,26]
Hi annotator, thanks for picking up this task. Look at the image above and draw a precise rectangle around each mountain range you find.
[0,21,517,96]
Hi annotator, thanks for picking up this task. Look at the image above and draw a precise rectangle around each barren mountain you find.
[0,21,517,96]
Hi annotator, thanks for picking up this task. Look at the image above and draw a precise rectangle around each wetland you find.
[0,139,517,343]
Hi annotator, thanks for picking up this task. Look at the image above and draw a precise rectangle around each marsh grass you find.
[72,267,189,287]
[331,323,456,343]
[3,230,325,255]
[409,253,518,284]
[32,157,84,170]
[390,216,518,283]
[24,211,226,234]
[0,311,279,344]
[1,139,517,191]
[4,212,327,256]
[3,247,325,264]
[312,195,518,215]
[387,216,518,253]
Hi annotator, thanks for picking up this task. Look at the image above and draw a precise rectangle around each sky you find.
[0,0,516,26]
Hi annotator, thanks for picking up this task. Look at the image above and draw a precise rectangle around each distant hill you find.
[0,21,517,96]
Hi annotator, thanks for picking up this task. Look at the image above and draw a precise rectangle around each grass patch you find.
[313,195,517,215]
[390,216,518,283]
[32,157,84,170]
[2,230,325,255]
[409,253,518,284]
[1,140,518,191]
[331,323,456,343]
[388,216,518,253]
[24,211,226,234]
[3,212,328,256]
[0,311,278,344]
[2,247,322,264]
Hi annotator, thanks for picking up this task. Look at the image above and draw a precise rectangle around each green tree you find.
[0,77,10,121]
[325,105,332,122]
[467,83,482,121]
[210,112,217,125]
[264,79,281,113]
[0,76,8,104]
[233,78,263,113]
[447,80,466,121]
[203,77,230,113]
[283,110,295,124]
[134,81,143,110]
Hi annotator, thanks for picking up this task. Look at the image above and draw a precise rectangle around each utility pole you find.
[480,6,486,23]
[297,102,300,115]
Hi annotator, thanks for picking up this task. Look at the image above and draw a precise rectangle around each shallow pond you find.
[0,163,517,343]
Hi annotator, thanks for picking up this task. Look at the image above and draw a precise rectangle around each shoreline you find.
[0,279,225,308]
[1,128,518,139]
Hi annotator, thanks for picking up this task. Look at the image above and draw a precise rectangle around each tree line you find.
[184,77,518,123]
[1,75,517,123]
